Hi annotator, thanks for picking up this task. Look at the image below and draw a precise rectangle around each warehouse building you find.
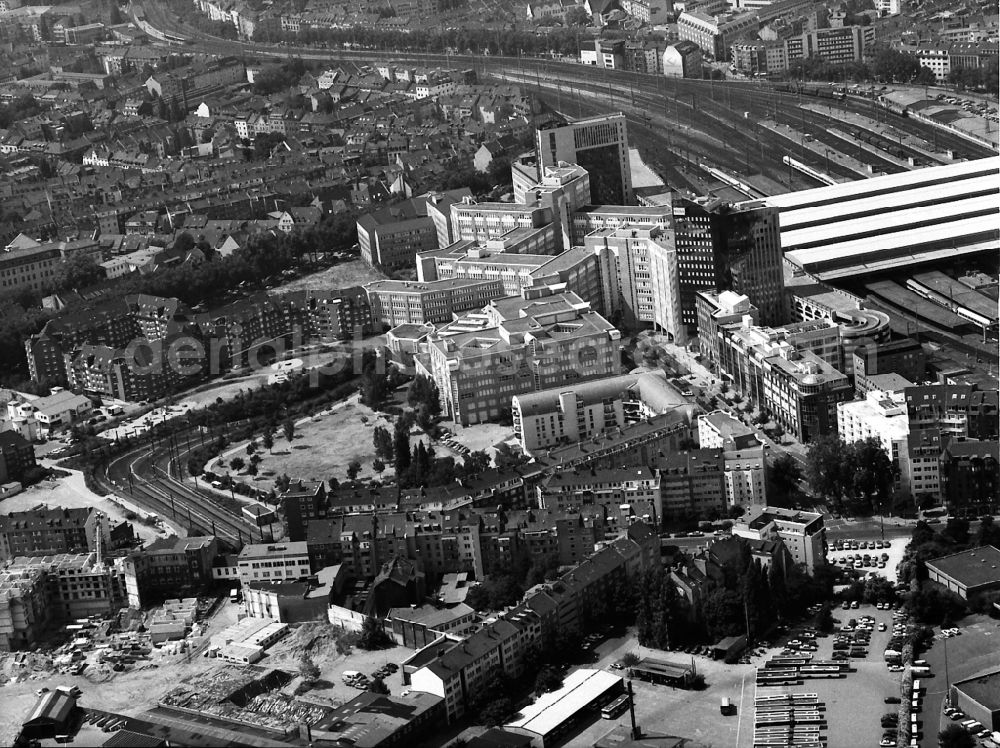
[926,545,1000,600]
[951,669,1000,731]
[504,668,624,747]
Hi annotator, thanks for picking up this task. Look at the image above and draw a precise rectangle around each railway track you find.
[101,430,262,550]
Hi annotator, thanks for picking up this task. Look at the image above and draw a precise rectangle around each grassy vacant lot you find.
[273,259,386,294]
[220,396,397,489]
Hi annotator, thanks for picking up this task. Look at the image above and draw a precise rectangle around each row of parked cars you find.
[943,706,993,741]
[833,539,891,551]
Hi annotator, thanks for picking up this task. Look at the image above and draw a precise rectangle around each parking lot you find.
[827,537,905,583]
[753,603,906,748]
[915,614,1000,748]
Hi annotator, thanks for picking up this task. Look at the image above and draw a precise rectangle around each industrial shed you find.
[505,668,624,747]
[21,690,78,739]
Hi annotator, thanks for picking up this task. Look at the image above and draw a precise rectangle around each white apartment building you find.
[237,542,312,590]
[724,448,767,507]
[732,505,826,572]
[512,370,685,454]
[697,412,767,506]
[837,389,910,486]
[585,226,685,342]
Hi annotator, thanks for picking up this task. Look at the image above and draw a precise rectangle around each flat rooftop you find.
[927,545,1000,590]
[954,669,1000,711]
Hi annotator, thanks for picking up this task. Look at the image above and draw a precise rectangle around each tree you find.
[976,516,1000,548]
[372,458,385,475]
[767,454,802,508]
[563,5,591,24]
[939,723,975,748]
[943,517,970,546]
[850,438,893,510]
[465,583,491,611]
[813,602,834,633]
[173,232,196,254]
[477,697,514,727]
[246,441,256,456]
[346,459,362,481]
[373,425,394,461]
[620,652,640,667]
[393,422,411,476]
[367,677,390,695]
[805,435,852,503]
[262,431,274,453]
[283,419,295,443]
[230,456,246,472]
[299,654,320,684]
[54,253,104,292]
[533,666,563,695]
[358,615,393,650]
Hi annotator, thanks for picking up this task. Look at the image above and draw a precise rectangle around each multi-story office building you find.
[695,290,759,368]
[512,370,687,454]
[571,205,672,246]
[785,25,876,66]
[513,163,593,249]
[534,114,633,204]
[366,278,507,328]
[673,197,785,329]
[677,9,759,59]
[450,200,558,250]
[717,318,853,442]
[422,288,621,426]
[852,338,925,395]
[417,239,600,306]
[585,226,685,339]
[657,449,726,520]
[358,189,472,272]
[237,542,312,590]
[732,505,826,572]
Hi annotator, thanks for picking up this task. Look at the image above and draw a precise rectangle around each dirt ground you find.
[272,260,387,294]
[447,421,517,453]
[0,597,241,746]
[263,622,407,707]
[0,469,179,542]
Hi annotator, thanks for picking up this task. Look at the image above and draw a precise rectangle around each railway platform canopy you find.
[749,156,1000,280]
